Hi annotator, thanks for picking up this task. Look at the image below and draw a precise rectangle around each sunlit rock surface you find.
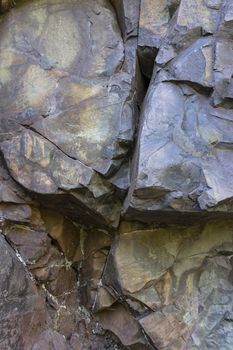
[1,1,233,349]
[0,0,139,228]
[103,220,233,349]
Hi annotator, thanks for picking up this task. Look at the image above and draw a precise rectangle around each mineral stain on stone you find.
[1,0,233,349]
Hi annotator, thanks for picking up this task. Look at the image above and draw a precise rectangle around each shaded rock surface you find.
[0,206,125,350]
[0,233,46,350]
[1,1,233,350]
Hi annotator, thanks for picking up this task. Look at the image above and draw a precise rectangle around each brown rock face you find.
[1,1,233,350]
[104,220,233,349]
[0,234,46,349]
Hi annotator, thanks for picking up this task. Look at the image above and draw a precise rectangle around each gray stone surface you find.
[125,0,233,222]
[124,77,233,220]
[1,1,233,350]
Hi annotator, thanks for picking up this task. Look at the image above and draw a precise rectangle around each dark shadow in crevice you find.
[137,46,158,83]
[176,80,214,97]
[167,0,180,18]
[214,97,233,109]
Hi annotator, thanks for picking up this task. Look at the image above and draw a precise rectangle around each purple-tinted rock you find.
[124,77,233,222]
[0,234,46,349]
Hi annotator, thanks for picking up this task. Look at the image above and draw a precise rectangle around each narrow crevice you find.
[137,46,158,83]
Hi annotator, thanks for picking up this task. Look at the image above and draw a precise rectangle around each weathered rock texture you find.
[1,0,233,349]
[125,0,233,222]
[104,220,233,349]
[0,0,140,229]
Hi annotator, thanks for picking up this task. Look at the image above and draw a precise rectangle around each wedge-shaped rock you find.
[213,39,233,107]
[156,0,220,66]
[166,37,214,87]
[212,3,233,106]
[138,0,172,78]
[96,303,147,347]
[139,0,170,48]
[177,0,220,33]
[111,0,140,38]
[0,156,34,221]
[218,1,233,37]
[124,79,233,222]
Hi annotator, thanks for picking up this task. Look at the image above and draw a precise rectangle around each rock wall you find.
[0,0,233,349]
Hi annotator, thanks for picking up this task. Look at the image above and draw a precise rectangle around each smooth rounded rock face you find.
[0,0,126,172]
[0,0,137,228]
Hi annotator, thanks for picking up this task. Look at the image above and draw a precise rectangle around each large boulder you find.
[124,77,233,222]
[0,0,139,229]
[125,0,233,223]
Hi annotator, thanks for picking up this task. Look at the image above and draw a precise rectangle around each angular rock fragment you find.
[5,225,51,265]
[139,310,187,349]
[138,0,171,78]
[139,0,170,49]
[73,226,114,312]
[176,0,220,34]
[96,303,147,347]
[156,0,220,67]
[212,3,233,107]
[166,37,214,87]
[0,156,33,222]
[111,0,140,38]
[41,208,80,260]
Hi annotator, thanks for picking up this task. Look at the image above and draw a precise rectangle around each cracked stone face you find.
[103,220,233,349]
[0,234,46,349]
[1,1,233,350]
[0,0,138,228]
[124,0,233,222]
[124,79,233,220]
[0,0,128,173]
